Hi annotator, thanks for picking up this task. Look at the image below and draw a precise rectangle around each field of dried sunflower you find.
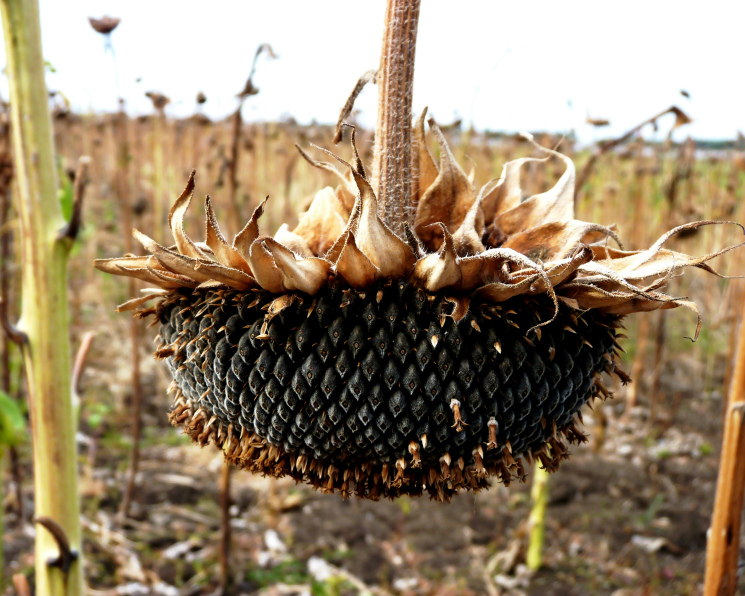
[2,3,745,596]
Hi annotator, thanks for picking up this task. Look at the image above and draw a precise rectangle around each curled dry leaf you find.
[412,107,438,206]
[481,156,548,227]
[168,171,206,259]
[295,145,357,212]
[411,224,461,292]
[334,231,379,289]
[291,186,349,256]
[488,134,575,244]
[233,197,268,262]
[502,220,621,261]
[414,119,475,249]
[250,237,331,294]
[205,196,252,274]
[275,224,314,257]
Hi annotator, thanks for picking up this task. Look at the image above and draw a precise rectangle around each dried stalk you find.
[575,105,691,204]
[0,0,83,593]
[115,107,145,520]
[372,0,421,235]
[219,462,233,594]
[227,43,277,238]
[704,282,745,595]
[227,105,244,237]
[152,107,166,242]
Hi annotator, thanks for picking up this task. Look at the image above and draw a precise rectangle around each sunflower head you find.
[95,113,742,500]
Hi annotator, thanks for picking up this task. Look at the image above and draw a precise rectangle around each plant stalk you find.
[219,462,233,594]
[0,0,83,593]
[0,108,24,524]
[372,0,421,236]
[704,280,745,596]
[526,465,550,571]
[114,105,145,520]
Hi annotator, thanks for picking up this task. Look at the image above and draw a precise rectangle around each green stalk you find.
[0,0,83,594]
[526,465,550,571]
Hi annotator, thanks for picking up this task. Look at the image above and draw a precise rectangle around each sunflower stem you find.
[0,0,83,593]
[372,0,421,236]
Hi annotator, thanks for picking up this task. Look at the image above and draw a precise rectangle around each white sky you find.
[2,1,743,143]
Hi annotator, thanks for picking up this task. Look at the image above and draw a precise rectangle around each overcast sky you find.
[1,1,743,143]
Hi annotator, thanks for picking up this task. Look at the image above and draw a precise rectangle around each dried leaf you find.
[133,229,214,283]
[489,135,575,242]
[352,173,416,277]
[545,245,594,287]
[274,224,313,257]
[93,254,165,275]
[502,220,621,261]
[116,292,167,312]
[443,296,471,323]
[414,119,475,250]
[191,260,255,291]
[413,107,438,205]
[475,275,540,302]
[250,237,331,294]
[333,70,377,144]
[411,224,462,292]
[481,156,547,226]
[205,196,252,273]
[599,221,744,280]
[291,187,348,256]
[334,231,379,289]
[296,145,357,211]
[234,197,268,261]
[311,147,416,279]
[452,194,485,257]
[168,171,206,259]
[108,266,175,288]
[248,238,288,293]
[147,267,201,289]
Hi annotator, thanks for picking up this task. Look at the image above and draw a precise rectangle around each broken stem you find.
[372,0,421,236]
[219,462,233,594]
[704,285,745,596]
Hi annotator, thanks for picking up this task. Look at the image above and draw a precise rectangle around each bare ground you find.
[2,349,742,596]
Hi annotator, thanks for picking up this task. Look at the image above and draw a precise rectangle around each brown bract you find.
[94,116,744,339]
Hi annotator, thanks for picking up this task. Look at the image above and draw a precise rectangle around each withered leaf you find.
[291,186,348,256]
[413,118,475,250]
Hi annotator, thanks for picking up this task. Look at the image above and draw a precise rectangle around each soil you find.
[1,346,742,596]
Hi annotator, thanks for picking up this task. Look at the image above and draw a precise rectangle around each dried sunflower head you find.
[95,113,742,501]
[88,16,120,35]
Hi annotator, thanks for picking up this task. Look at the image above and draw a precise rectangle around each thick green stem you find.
[0,0,82,594]
[526,465,550,571]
